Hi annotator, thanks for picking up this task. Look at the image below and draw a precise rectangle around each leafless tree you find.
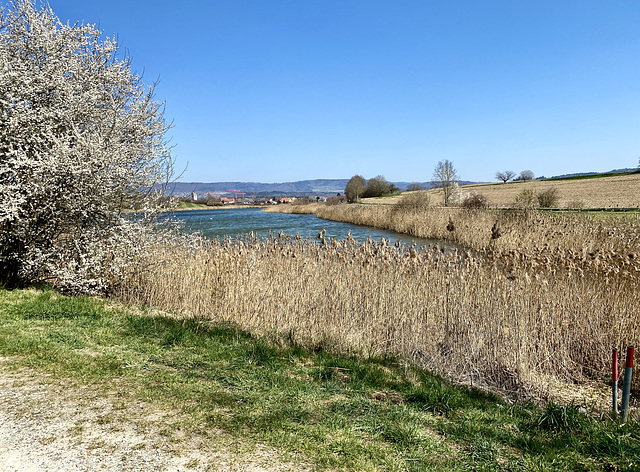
[519,170,535,181]
[432,160,459,206]
[495,170,516,183]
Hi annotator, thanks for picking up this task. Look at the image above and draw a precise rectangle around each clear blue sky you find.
[48,0,640,183]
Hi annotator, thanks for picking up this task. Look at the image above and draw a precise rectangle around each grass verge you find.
[1,288,639,471]
[176,202,211,209]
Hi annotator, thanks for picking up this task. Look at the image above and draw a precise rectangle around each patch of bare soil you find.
[0,363,308,472]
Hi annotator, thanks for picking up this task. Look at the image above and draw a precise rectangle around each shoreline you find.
[173,204,263,211]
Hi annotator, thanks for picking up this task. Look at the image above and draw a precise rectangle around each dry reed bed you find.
[118,235,640,400]
[290,204,640,279]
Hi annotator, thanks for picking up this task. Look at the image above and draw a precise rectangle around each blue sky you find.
[47,0,640,183]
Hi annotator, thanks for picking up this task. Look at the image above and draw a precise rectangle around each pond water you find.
[164,207,439,247]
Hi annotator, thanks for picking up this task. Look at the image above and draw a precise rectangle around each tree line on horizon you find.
[344,175,400,202]
[345,160,461,205]
[346,162,547,207]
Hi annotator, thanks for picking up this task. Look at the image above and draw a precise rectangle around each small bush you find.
[394,192,431,212]
[537,188,560,208]
[514,189,538,209]
[462,193,489,210]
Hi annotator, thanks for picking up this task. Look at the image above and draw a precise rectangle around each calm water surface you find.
[166,207,439,247]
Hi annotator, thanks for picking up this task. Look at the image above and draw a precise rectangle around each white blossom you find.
[0,0,175,293]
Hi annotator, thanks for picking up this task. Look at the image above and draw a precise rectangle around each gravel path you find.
[0,368,302,471]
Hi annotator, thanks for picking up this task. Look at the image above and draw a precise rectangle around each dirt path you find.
[0,367,302,472]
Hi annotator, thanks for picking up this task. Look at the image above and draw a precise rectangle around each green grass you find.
[176,201,211,209]
[1,288,639,471]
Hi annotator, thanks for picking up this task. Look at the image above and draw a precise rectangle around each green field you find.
[176,201,211,209]
[1,288,639,471]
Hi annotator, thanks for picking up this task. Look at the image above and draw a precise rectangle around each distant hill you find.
[167,179,349,197]
[166,179,477,197]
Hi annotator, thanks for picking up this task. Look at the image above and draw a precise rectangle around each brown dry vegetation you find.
[264,204,318,215]
[118,176,640,402]
[360,173,640,209]
[309,204,640,280]
[464,174,640,209]
[117,220,640,402]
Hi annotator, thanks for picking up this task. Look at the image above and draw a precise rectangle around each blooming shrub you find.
[0,0,174,292]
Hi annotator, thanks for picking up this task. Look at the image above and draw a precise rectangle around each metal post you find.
[612,348,619,417]
[621,346,635,422]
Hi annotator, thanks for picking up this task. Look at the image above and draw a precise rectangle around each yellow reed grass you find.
[117,233,640,402]
[287,204,640,279]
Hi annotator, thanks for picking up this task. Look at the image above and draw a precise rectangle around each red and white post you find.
[621,346,635,422]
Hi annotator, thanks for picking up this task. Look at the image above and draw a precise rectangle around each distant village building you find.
[191,192,197,201]
[220,197,235,204]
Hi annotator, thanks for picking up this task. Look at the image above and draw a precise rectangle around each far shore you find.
[173,203,263,211]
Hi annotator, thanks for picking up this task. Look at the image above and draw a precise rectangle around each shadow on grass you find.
[2,288,640,471]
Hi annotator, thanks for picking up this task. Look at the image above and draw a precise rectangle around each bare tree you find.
[406,183,423,191]
[0,0,174,292]
[432,160,459,206]
[344,175,366,202]
[495,170,516,183]
[519,170,535,181]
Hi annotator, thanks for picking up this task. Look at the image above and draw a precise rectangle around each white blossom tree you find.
[0,0,174,292]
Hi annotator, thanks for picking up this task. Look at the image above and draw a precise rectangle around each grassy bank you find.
[176,201,210,209]
[264,203,320,215]
[176,202,262,210]
[1,288,639,471]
